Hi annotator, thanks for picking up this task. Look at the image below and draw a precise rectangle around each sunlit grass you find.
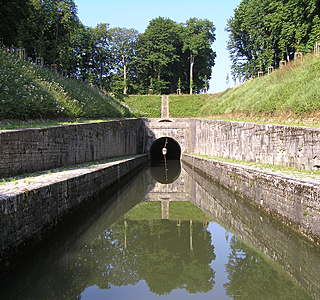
[121,95,161,118]
[0,49,131,120]
[0,118,130,130]
[169,94,219,117]
[195,154,320,177]
[200,55,320,117]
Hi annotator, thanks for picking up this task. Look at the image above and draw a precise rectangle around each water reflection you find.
[150,160,181,184]
[0,161,319,299]
[225,236,310,300]
[74,218,215,296]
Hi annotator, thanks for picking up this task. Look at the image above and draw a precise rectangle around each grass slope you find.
[0,49,131,120]
[200,55,320,117]
[120,95,161,118]
[169,94,219,117]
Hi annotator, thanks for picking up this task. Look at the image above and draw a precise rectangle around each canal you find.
[1,160,320,299]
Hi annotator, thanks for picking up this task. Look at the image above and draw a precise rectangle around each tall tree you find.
[182,18,216,94]
[136,17,183,94]
[227,0,320,79]
[0,0,29,46]
[109,27,139,94]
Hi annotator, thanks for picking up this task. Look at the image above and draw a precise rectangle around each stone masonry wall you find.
[191,119,320,170]
[182,154,320,243]
[0,155,147,262]
[0,119,145,178]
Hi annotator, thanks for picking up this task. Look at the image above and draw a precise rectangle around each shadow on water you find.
[0,160,319,299]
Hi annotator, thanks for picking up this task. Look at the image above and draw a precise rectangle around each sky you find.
[75,0,240,93]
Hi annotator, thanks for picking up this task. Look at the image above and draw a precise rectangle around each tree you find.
[0,0,29,46]
[182,18,216,94]
[91,23,112,89]
[227,0,320,79]
[136,17,183,94]
[23,0,79,63]
[109,27,139,94]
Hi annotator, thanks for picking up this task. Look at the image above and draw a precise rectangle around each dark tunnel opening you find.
[150,137,181,162]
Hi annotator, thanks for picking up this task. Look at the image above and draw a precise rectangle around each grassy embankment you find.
[121,95,161,118]
[0,49,161,129]
[170,55,320,127]
[124,201,211,222]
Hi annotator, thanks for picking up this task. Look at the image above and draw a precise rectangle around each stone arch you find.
[150,137,181,161]
[158,119,173,123]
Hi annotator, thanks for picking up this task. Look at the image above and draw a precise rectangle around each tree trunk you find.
[123,55,127,95]
[99,58,103,89]
[189,54,195,94]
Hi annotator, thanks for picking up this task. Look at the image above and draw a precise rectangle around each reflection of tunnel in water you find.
[150,137,181,161]
[150,160,181,184]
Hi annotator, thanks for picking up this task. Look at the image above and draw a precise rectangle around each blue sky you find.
[75,0,240,93]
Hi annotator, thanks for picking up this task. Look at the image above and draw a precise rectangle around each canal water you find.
[1,161,320,299]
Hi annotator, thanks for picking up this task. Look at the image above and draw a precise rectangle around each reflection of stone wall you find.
[145,168,190,202]
[183,163,320,299]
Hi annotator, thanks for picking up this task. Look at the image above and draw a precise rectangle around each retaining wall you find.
[191,119,320,170]
[0,155,147,262]
[182,154,320,243]
[0,119,146,178]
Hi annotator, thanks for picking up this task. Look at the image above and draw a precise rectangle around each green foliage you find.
[136,17,184,94]
[109,27,139,94]
[0,49,130,119]
[136,17,216,94]
[182,18,216,93]
[0,1,216,95]
[200,55,320,116]
[120,95,161,118]
[228,0,320,79]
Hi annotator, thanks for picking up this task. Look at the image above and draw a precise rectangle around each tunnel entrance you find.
[150,137,181,162]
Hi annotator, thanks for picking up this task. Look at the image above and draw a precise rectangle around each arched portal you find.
[150,137,181,161]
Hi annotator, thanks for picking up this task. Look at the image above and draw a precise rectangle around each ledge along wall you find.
[0,155,148,264]
[190,119,320,170]
[0,119,150,264]
[0,119,146,178]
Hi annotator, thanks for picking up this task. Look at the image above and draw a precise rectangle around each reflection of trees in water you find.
[75,218,216,295]
[225,236,312,300]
